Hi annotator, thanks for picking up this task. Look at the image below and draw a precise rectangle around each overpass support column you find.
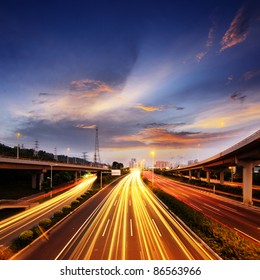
[242,162,253,205]
[32,174,37,189]
[189,170,192,180]
[74,171,78,182]
[206,171,210,184]
[197,170,201,179]
[39,173,44,191]
[39,169,47,191]
[219,171,224,185]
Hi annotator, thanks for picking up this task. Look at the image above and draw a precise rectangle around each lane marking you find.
[130,219,133,236]
[129,200,132,207]
[152,219,162,237]
[203,203,220,212]
[234,227,260,243]
[181,193,190,198]
[190,203,203,212]
[218,204,238,213]
[102,219,110,237]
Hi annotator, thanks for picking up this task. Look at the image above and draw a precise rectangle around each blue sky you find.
[0,0,259,166]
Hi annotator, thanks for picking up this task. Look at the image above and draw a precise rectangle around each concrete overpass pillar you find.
[39,169,47,191]
[74,171,78,182]
[206,171,210,184]
[189,170,192,180]
[39,173,44,191]
[219,171,224,185]
[197,170,201,179]
[242,162,253,205]
[32,174,37,189]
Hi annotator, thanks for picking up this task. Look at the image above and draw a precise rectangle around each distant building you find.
[187,159,198,165]
[155,161,170,169]
[129,158,137,168]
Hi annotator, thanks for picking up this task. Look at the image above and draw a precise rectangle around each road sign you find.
[111,169,121,176]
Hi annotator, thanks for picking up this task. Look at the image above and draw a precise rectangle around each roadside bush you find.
[52,210,64,222]
[38,218,52,231]
[71,200,80,209]
[152,188,260,259]
[62,205,72,215]
[77,196,84,203]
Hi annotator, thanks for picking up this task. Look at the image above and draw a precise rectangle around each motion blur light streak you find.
[0,176,96,245]
[55,170,217,260]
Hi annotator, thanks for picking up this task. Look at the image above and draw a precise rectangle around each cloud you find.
[70,79,118,94]
[112,127,233,148]
[230,91,246,103]
[70,92,99,98]
[196,25,216,62]
[243,69,260,81]
[39,92,57,97]
[226,74,233,83]
[75,124,96,129]
[220,7,251,52]
[135,104,184,112]
[135,104,161,112]
[143,122,186,129]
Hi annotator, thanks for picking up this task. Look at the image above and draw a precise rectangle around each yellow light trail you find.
[61,170,215,260]
[0,176,97,242]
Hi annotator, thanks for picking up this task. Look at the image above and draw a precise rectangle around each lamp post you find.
[50,164,53,198]
[16,132,21,159]
[66,147,70,163]
[151,151,155,186]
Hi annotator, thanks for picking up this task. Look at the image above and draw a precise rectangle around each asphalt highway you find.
[143,171,260,244]
[0,175,96,246]
[12,170,219,260]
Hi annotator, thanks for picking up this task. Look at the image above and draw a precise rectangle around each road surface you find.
[13,170,219,260]
[143,171,260,244]
[0,175,96,246]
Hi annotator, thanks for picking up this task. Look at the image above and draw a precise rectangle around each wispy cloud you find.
[220,7,251,52]
[75,124,96,129]
[70,79,118,94]
[226,75,233,85]
[39,92,57,97]
[230,91,246,103]
[143,122,186,129]
[70,92,99,98]
[243,69,260,81]
[135,104,184,112]
[196,24,216,62]
[135,104,162,111]
[112,127,232,148]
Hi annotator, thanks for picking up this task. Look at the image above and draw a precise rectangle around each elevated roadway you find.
[169,130,260,205]
[0,156,108,191]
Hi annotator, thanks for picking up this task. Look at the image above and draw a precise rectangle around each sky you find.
[0,0,259,166]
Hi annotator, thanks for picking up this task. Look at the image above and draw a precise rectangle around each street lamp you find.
[66,147,70,163]
[150,151,155,186]
[50,164,53,198]
[16,132,21,159]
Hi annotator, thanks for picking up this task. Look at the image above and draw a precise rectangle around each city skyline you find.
[1,0,259,166]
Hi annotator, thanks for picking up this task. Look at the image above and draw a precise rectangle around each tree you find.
[112,161,124,169]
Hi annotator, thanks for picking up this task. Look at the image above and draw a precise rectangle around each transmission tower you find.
[94,127,101,165]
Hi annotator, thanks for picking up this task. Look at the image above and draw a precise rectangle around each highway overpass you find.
[169,130,260,205]
[0,157,108,190]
